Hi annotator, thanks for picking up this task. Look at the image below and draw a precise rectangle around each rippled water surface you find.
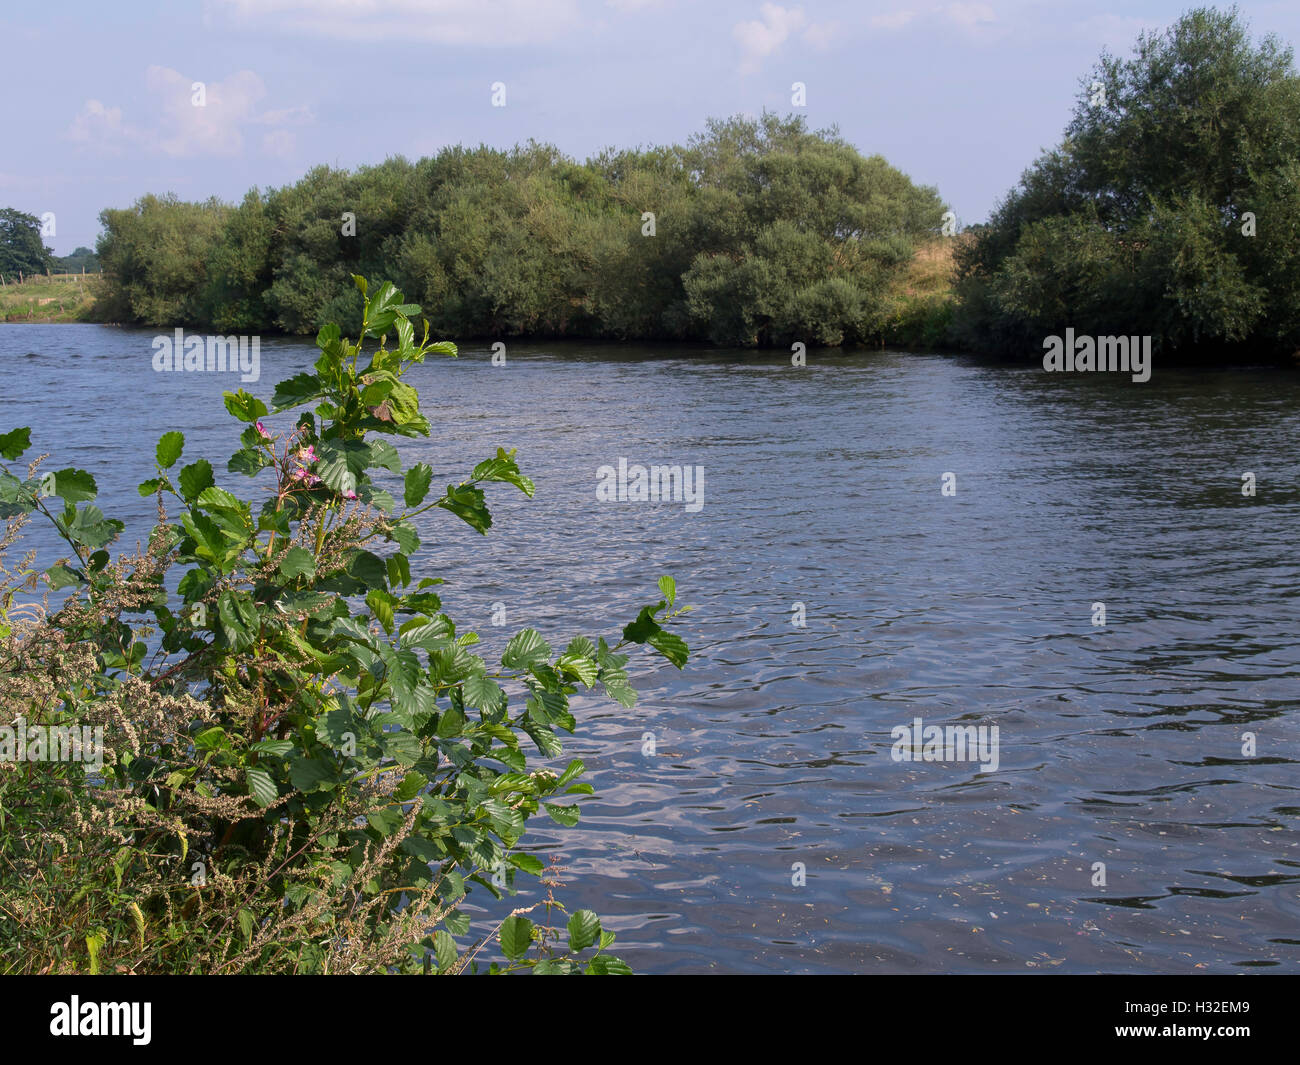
[4,324,1299,973]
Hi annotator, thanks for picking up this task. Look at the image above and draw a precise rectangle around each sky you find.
[4,0,1299,255]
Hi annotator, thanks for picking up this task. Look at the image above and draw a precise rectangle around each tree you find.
[0,208,53,279]
[953,6,1300,361]
[52,247,100,273]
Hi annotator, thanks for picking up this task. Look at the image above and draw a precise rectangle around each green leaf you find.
[567,909,600,952]
[556,651,598,686]
[658,575,676,608]
[433,929,457,972]
[387,520,420,554]
[499,915,533,960]
[156,431,185,469]
[470,448,535,498]
[271,372,323,412]
[249,738,293,756]
[623,603,664,643]
[436,483,491,534]
[181,510,229,568]
[462,672,503,712]
[648,630,689,669]
[289,757,336,792]
[507,853,545,876]
[395,770,428,802]
[501,628,550,670]
[228,447,271,477]
[45,563,83,589]
[543,803,580,827]
[223,389,268,423]
[367,589,396,634]
[0,427,31,460]
[317,439,371,496]
[64,505,123,550]
[44,468,97,504]
[368,439,402,473]
[556,758,585,789]
[178,459,215,502]
[404,463,434,507]
[246,767,277,807]
[602,678,637,709]
[217,589,258,651]
[279,545,316,580]
[347,549,388,588]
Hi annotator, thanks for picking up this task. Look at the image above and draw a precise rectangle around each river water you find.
[3,324,1298,973]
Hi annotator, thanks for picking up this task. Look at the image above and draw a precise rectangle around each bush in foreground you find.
[0,277,691,973]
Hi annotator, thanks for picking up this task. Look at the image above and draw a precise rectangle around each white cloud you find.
[261,129,298,158]
[733,4,833,74]
[147,67,267,157]
[802,20,838,49]
[66,68,311,159]
[947,2,995,28]
[870,10,918,31]
[68,100,136,154]
[209,0,582,46]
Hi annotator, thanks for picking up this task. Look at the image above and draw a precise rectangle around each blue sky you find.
[4,0,1299,255]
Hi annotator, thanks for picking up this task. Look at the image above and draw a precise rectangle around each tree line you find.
[90,113,946,347]
[0,209,98,280]
[7,7,1297,361]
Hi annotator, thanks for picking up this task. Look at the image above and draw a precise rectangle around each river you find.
[3,323,1298,973]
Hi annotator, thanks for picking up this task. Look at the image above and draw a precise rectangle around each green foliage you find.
[51,247,99,274]
[0,277,692,974]
[953,6,1300,361]
[95,193,229,326]
[90,115,944,347]
[0,208,53,280]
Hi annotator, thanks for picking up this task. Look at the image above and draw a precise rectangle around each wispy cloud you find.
[67,68,311,159]
[946,2,995,29]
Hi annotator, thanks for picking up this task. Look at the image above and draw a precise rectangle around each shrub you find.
[0,276,692,974]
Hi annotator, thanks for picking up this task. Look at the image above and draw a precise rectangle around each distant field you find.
[0,273,100,323]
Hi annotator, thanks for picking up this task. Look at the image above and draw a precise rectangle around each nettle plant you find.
[0,276,690,974]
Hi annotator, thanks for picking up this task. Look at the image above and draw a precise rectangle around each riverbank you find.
[0,245,964,348]
[0,274,100,323]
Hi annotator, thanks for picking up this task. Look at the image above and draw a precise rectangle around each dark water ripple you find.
[2,325,1298,973]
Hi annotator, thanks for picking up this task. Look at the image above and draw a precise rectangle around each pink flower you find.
[256,421,271,439]
[343,488,358,500]
[296,445,317,464]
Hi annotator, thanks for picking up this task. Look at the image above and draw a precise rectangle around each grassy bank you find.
[0,273,100,323]
[878,238,961,350]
